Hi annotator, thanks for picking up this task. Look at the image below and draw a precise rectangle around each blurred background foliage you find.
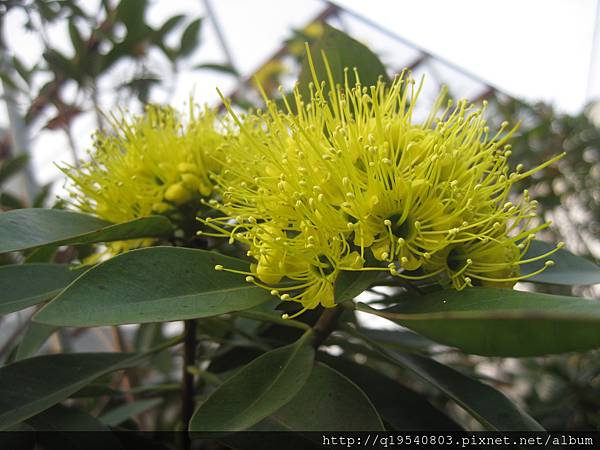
[0,0,599,437]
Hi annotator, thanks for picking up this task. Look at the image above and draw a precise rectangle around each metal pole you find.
[201,0,240,79]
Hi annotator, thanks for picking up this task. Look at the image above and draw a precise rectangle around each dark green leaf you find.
[43,49,80,81]
[68,21,85,54]
[24,245,58,263]
[351,330,543,431]
[0,352,142,430]
[32,183,52,208]
[255,363,383,431]
[0,209,173,253]
[99,398,162,426]
[27,405,124,450]
[0,155,29,185]
[189,331,315,432]
[16,323,57,361]
[335,269,380,303]
[12,56,32,85]
[116,0,148,43]
[0,72,21,92]
[72,384,122,398]
[356,287,600,356]
[297,24,389,102]
[193,63,239,76]
[0,191,25,210]
[156,14,185,40]
[357,328,436,354]
[318,354,461,430]
[391,352,542,431]
[178,18,202,57]
[34,247,275,326]
[0,263,84,315]
[521,240,600,285]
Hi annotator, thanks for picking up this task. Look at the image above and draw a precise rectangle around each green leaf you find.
[351,330,543,431]
[357,328,436,354]
[16,323,56,361]
[178,18,202,57]
[0,209,173,253]
[318,354,461,430]
[12,56,32,85]
[27,405,124,450]
[258,363,383,431]
[393,352,543,431]
[193,63,239,76]
[116,0,149,43]
[0,263,84,315]
[34,247,274,326]
[68,21,85,55]
[32,183,52,208]
[297,24,389,102]
[43,49,80,81]
[189,331,315,432]
[156,14,185,40]
[0,352,142,430]
[99,398,162,426]
[0,192,24,210]
[0,155,29,185]
[521,240,600,285]
[356,287,600,356]
[24,245,58,263]
[334,269,380,303]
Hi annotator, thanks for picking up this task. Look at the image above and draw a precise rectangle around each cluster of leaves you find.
[1,0,205,117]
[1,22,600,450]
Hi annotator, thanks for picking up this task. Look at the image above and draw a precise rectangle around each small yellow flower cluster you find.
[200,55,564,316]
[62,104,224,253]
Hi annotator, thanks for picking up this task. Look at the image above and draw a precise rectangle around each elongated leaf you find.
[358,328,436,354]
[350,330,542,431]
[298,24,389,102]
[156,14,185,39]
[193,63,239,76]
[0,352,141,430]
[0,209,172,253]
[318,354,461,430]
[221,363,384,448]
[393,352,542,431]
[16,323,56,360]
[0,154,29,184]
[99,398,162,426]
[189,332,315,432]
[28,405,124,450]
[28,404,109,431]
[522,240,600,285]
[34,247,274,326]
[261,363,383,431]
[0,263,84,315]
[179,18,202,57]
[357,287,600,356]
[0,191,24,209]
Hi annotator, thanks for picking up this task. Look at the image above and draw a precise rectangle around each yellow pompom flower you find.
[200,52,564,315]
[62,104,224,255]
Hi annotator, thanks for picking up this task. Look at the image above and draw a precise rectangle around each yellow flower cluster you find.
[62,104,224,253]
[200,55,563,317]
